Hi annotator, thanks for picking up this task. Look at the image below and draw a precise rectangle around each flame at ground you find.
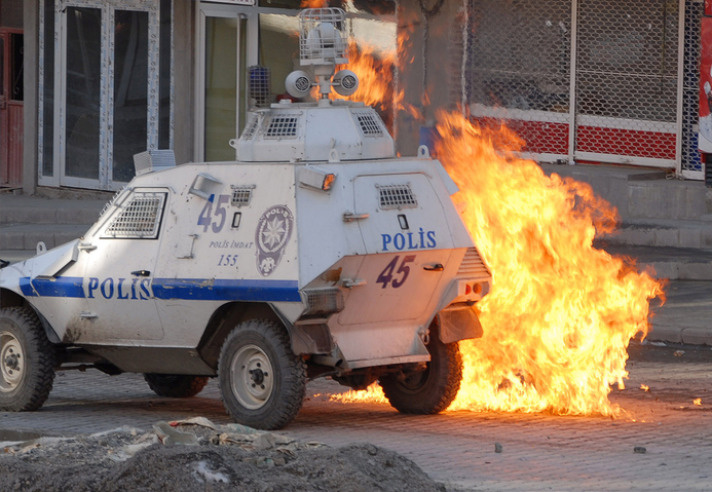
[332,113,663,416]
[308,8,664,416]
[436,112,663,416]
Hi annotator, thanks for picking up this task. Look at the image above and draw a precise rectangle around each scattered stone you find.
[634,446,647,454]
[494,442,503,453]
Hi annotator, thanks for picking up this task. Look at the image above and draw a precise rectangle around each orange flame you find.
[300,0,327,7]
[336,41,400,114]
[330,384,386,404]
[693,398,702,406]
[435,112,664,416]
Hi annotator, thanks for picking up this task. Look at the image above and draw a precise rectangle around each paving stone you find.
[0,361,710,490]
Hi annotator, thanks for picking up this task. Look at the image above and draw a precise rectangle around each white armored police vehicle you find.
[0,8,490,429]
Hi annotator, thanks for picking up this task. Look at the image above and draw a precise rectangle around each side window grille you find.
[103,192,166,239]
[241,115,259,140]
[265,116,298,138]
[378,184,417,210]
[355,112,383,137]
[231,185,255,207]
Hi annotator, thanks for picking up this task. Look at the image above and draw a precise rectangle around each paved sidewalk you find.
[1,358,711,491]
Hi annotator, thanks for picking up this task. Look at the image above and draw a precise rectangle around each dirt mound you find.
[0,418,445,492]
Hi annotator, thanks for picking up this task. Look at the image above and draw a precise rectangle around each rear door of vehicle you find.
[338,173,455,325]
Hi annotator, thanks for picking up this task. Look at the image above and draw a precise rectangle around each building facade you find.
[16,0,395,193]
[3,0,709,193]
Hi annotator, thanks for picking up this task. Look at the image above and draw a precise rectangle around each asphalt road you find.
[1,351,711,491]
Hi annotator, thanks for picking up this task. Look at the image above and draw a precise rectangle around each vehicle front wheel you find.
[379,336,462,414]
[0,306,56,411]
[218,319,306,430]
[144,374,209,398]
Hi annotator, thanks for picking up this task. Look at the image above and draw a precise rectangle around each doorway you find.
[0,29,23,187]
[196,3,256,162]
[41,0,164,191]
[195,3,302,162]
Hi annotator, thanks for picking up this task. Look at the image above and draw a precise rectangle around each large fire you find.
[435,114,663,415]
[326,17,664,417]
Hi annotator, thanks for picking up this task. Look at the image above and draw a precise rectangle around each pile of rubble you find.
[0,417,445,491]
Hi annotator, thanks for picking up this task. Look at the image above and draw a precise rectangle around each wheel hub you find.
[230,344,274,410]
[4,353,20,370]
[249,367,266,386]
[0,331,24,392]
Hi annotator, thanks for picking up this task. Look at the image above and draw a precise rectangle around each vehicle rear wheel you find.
[379,336,462,414]
[218,319,306,430]
[0,306,56,411]
[143,374,209,398]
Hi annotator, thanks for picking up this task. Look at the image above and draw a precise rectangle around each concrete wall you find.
[0,0,23,28]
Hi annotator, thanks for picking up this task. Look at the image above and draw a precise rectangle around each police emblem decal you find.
[255,205,294,276]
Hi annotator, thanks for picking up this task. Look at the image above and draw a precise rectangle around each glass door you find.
[196,4,257,162]
[56,0,160,190]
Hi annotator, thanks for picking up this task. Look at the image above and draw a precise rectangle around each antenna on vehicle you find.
[284,8,359,101]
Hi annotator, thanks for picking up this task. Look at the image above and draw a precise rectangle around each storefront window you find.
[10,33,22,101]
[65,6,101,180]
[112,10,149,183]
[39,0,170,190]
[41,0,55,178]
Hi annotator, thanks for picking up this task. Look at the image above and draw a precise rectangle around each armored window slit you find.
[103,192,166,239]
[265,116,299,138]
[231,185,255,207]
[355,112,383,137]
[378,184,417,210]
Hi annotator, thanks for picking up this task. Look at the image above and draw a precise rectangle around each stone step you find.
[542,163,712,222]
[601,219,712,250]
[0,223,88,251]
[599,244,712,281]
[0,195,106,225]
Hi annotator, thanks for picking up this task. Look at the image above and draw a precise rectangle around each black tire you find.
[144,374,209,398]
[218,319,306,430]
[0,306,56,411]
[379,337,462,414]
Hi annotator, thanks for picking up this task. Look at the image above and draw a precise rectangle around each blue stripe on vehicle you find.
[19,277,37,297]
[20,276,85,298]
[18,276,301,303]
[151,278,301,302]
